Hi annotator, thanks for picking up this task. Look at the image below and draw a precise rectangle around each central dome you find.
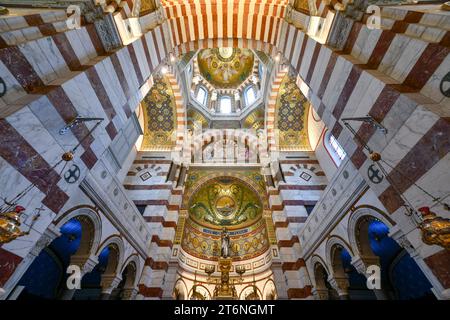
[188,177,262,230]
[197,48,254,88]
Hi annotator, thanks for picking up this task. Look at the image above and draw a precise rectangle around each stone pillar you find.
[1,224,61,300]
[312,288,329,300]
[60,255,99,300]
[121,288,139,300]
[328,276,350,300]
[271,260,289,299]
[351,255,389,300]
[162,260,179,299]
[100,274,122,300]
[388,225,448,300]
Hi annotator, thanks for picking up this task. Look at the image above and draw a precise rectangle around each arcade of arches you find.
[0,0,449,301]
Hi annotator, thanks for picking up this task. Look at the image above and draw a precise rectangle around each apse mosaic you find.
[188,176,263,230]
[197,48,255,88]
[184,168,267,199]
[275,72,311,151]
[181,217,269,261]
[141,75,177,150]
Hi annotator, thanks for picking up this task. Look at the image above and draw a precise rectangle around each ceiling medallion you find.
[218,47,235,61]
[197,48,254,88]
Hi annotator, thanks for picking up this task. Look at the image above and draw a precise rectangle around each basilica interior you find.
[0,0,449,301]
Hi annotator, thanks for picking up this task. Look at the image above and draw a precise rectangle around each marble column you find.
[328,276,350,300]
[271,259,289,299]
[351,255,389,300]
[121,288,139,300]
[60,254,99,300]
[162,260,179,299]
[311,288,329,300]
[1,224,61,300]
[100,274,122,300]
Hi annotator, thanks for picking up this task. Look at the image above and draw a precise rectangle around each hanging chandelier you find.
[342,116,450,251]
[0,118,103,244]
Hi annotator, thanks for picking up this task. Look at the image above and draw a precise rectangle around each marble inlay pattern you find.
[141,76,177,150]
[275,72,311,151]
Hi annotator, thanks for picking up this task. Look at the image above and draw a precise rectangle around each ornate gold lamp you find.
[0,118,103,244]
[205,265,215,280]
[0,206,29,243]
[235,265,246,282]
[418,207,450,250]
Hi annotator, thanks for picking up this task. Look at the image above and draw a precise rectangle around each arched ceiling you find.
[188,176,263,230]
[197,48,255,88]
[180,169,271,262]
[140,75,177,150]
[275,72,311,151]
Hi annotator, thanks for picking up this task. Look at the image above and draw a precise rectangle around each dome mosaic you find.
[188,176,263,230]
[197,48,255,88]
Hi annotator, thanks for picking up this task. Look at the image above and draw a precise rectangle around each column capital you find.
[351,255,380,276]
[122,288,139,300]
[327,276,349,297]
[101,274,123,294]
[388,226,418,258]
[29,224,62,257]
[312,288,329,300]
[70,254,99,276]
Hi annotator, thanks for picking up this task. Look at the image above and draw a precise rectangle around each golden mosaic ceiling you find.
[179,169,273,261]
[275,73,311,151]
[243,107,265,131]
[188,176,263,230]
[181,218,269,261]
[197,48,254,88]
[141,76,177,150]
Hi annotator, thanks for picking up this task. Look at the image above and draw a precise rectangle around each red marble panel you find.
[343,22,362,54]
[47,87,94,150]
[138,285,163,298]
[317,52,338,99]
[127,44,143,85]
[105,121,117,140]
[0,119,68,213]
[85,67,117,120]
[403,43,450,90]
[282,258,306,272]
[306,42,321,83]
[80,146,98,170]
[51,33,84,71]
[424,250,450,288]
[151,235,173,248]
[0,248,23,287]
[332,66,362,120]
[0,47,46,93]
[145,257,169,271]
[287,286,312,299]
[385,118,450,195]
[85,24,105,56]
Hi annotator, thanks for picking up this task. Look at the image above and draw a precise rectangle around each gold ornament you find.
[369,152,381,162]
[62,151,74,162]
[418,207,450,250]
[0,206,28,244]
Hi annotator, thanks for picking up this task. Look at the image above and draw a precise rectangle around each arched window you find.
[325,132,346,165]
[219,96,232,113]
[244,85,257,106]
[196,86,208,106]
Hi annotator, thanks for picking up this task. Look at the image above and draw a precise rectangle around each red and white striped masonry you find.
[165,72,187,154]
[266,67,287,153]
